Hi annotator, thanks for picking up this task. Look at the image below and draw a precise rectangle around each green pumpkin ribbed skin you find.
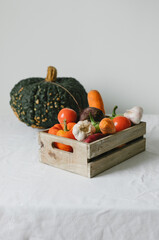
[10,77,88,128]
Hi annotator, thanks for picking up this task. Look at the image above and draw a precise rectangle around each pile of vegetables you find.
[48,90,143,152]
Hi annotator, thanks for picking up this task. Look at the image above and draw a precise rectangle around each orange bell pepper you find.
[48,120,76,152]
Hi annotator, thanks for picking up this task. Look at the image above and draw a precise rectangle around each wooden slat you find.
[87,122,146,159]
[39,131,86,148]
[38,132,89,177]
[88,138,146,178]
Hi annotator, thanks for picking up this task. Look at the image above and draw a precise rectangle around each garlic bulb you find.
[124,106,143,124]
[72,120,96,141]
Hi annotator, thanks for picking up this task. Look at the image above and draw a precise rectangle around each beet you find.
[79,107,105,122]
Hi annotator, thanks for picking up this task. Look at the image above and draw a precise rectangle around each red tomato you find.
[58,108,77,124]
[113,116,131,132]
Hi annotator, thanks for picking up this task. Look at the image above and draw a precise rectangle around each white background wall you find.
[1,0,159,115]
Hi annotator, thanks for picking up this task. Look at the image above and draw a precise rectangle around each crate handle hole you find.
[51,142,73,153]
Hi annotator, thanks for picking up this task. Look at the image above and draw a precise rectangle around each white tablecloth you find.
[0,113,159,240]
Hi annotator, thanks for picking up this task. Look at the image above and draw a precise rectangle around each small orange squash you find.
[99,118,116,134]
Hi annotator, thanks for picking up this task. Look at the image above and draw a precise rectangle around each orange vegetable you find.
[58,108,77,124]
[48,123,63,135]
[48,120,76,152]
[99,118,116,134]
[88,90,105,114]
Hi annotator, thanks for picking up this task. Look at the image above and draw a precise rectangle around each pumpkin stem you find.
[45,66,82,114]
[45,66,57,82]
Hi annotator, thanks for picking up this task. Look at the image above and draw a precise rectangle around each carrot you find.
[87,90,105,114]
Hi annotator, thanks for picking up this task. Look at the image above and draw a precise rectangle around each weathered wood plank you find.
[87,122,146,159]
[88,138,146,178]
[39,132,89,177]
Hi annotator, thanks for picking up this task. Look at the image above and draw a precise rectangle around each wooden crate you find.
[38,122,146,178]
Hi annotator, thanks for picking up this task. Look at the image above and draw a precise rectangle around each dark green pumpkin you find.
[10,66,88,128]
